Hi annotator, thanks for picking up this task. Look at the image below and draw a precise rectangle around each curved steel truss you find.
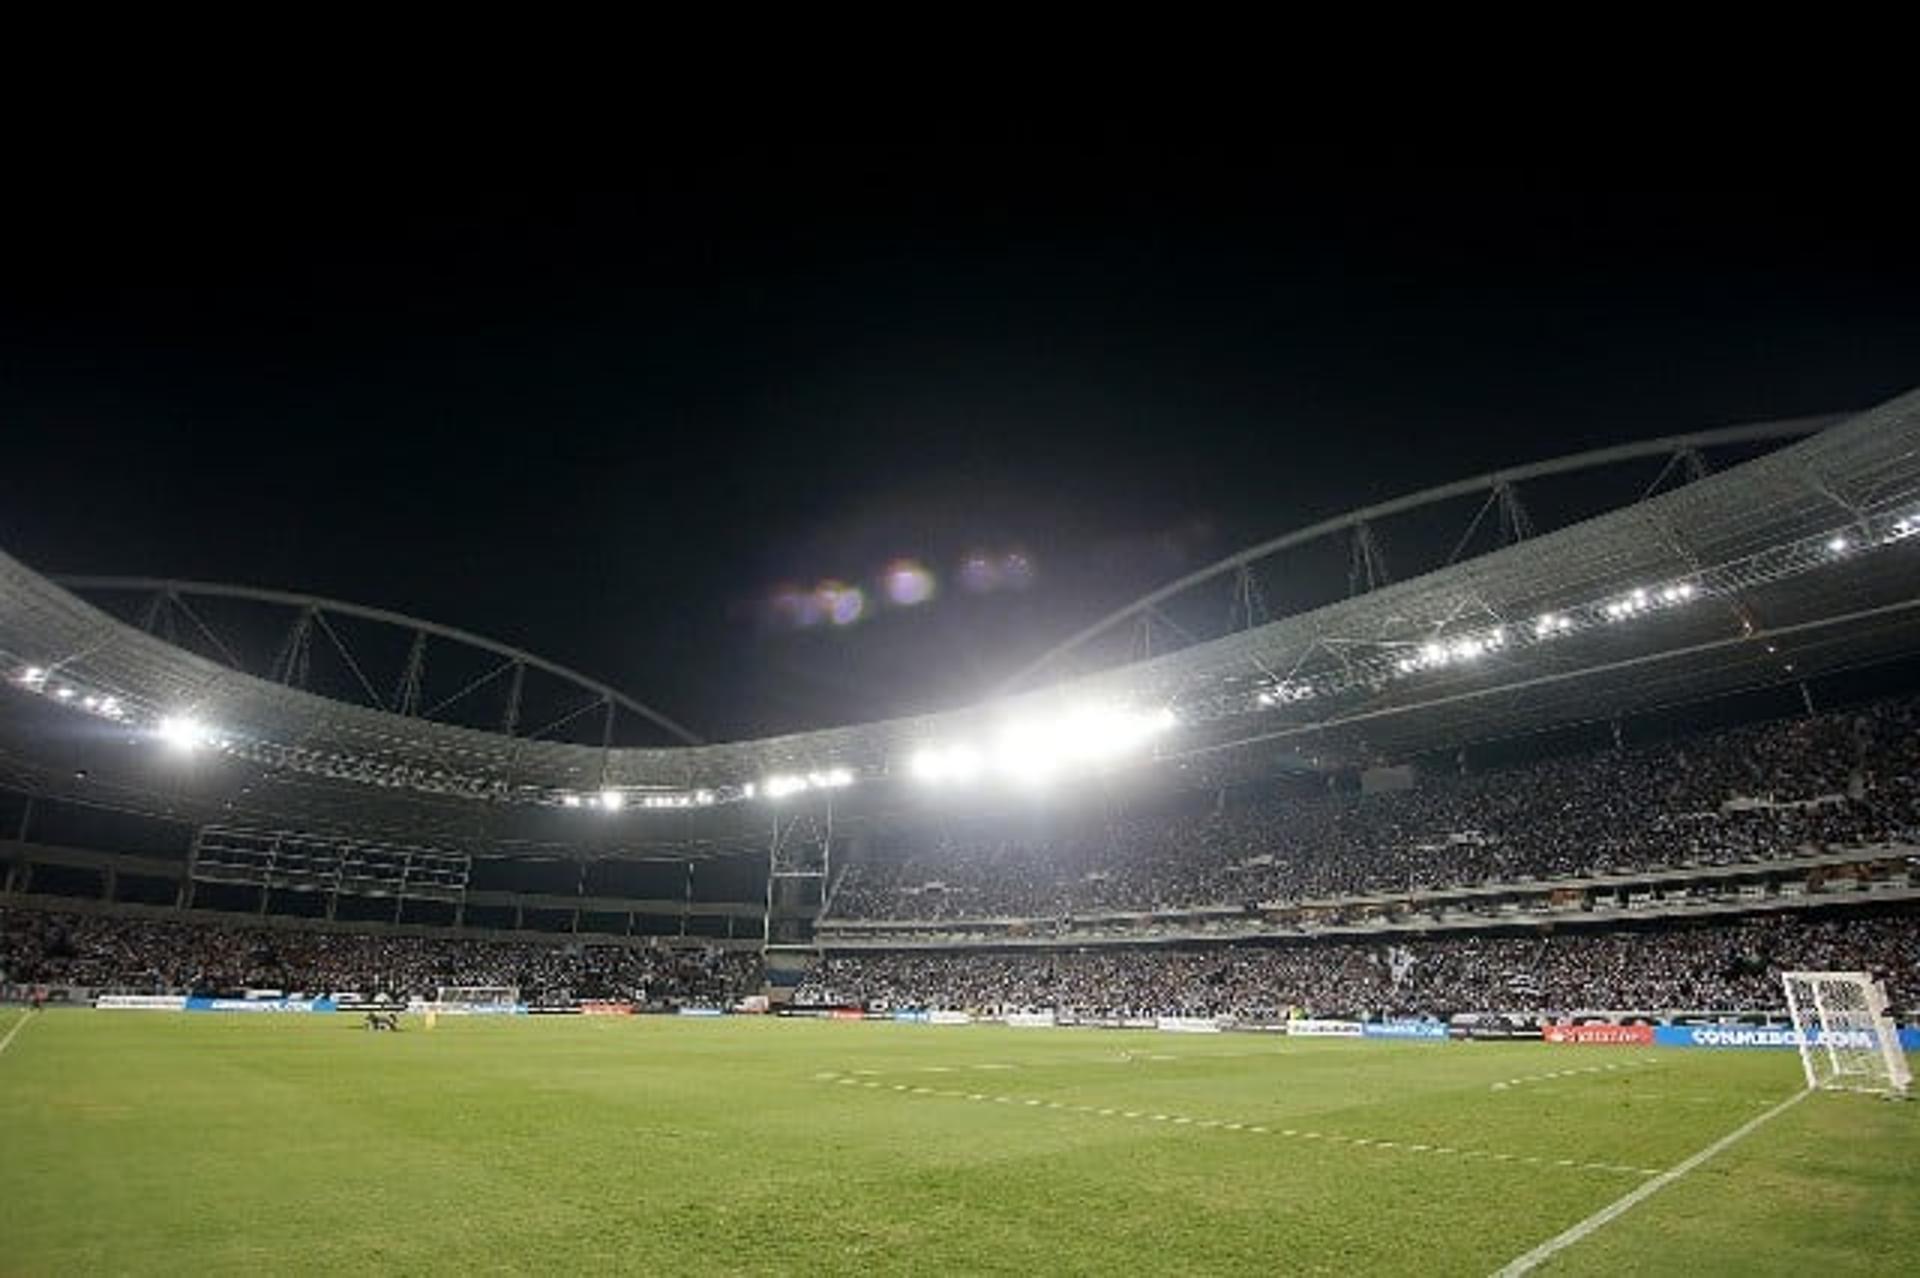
[998,414,1847,692]
[52,578,702,747]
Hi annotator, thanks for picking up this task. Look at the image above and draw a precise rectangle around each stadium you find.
[5,367,1920,1274]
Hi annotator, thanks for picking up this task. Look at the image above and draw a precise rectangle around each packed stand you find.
[830,695,1920,921]
[798,907,1920,1017]
[0,907,760,1006]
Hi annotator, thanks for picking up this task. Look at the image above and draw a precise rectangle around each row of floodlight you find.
[1241,509,1915,714]
[559,768,855,812]
[10,662,866,813]
[909,705,1178,788]
[558,788,718,811]
[13,666,130,722]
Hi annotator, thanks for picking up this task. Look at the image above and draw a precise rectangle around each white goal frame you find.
[1780,970,1911,1096]
[432,985,521,1014]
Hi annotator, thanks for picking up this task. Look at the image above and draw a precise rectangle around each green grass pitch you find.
[2,1009,1915,1274]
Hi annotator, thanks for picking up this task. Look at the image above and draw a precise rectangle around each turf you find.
[1,1009,1914,1275]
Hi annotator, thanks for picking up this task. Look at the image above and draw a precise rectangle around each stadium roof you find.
[3,387,1918,856]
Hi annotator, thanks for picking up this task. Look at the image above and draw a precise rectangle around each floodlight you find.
[156,715,209,751]
[17,666,44,685]
[55,686,74,699]
[599,788,625,811]
[944,745,982,781]
[1828,535,1850,553]
[561,793,583,808]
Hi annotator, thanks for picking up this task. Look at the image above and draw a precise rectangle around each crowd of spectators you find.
[0,908,760,1005]
[829,694,1920,921]
[797,908,1920,1017]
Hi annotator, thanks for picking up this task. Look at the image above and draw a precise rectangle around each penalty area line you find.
[1491,1088,1809,1277]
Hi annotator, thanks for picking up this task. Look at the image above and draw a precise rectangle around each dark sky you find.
[3,155,1915,741]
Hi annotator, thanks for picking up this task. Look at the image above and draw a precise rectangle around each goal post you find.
[1781,971,1911,1096]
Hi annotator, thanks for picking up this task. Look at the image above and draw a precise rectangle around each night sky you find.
[3,156,1916,741]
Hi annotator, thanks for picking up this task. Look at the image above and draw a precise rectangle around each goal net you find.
[432,986,522,1014]
[1781,971,1911,1096]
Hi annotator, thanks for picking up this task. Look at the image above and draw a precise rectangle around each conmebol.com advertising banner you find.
[1655,1024,1920,1050]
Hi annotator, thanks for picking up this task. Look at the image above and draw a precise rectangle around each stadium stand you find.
[796,907,1920,1017]
[0,908,759,1006]
[826,692,1920,922]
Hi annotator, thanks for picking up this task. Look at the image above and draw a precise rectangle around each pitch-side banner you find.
[1004,1011,1058,1028]
[1544,1023,1654,1046]
[94,994,188,1011]
[1655,1024,1920,1050]
[183,997,337,1013]
[1362,1020,1449,1040]
[1287,1019,1364,1037]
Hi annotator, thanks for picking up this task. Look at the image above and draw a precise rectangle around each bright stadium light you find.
[598,788,626,811]
[561,793,583,808]
[55,686,75,699]
[944,745,982,781]
[1828,535,1850,553]
[155,715,211,751]
[16,666,45,686]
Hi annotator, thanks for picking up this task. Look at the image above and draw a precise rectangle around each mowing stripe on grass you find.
[820,1075,1658,1178]
[1491,1088,1810,1276]
[0,1010,32,1058]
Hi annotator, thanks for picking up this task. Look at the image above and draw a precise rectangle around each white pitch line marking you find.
[820,1076,1649,1181]
[1494,1090,1810,1276]
[0,1010,32,1059]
